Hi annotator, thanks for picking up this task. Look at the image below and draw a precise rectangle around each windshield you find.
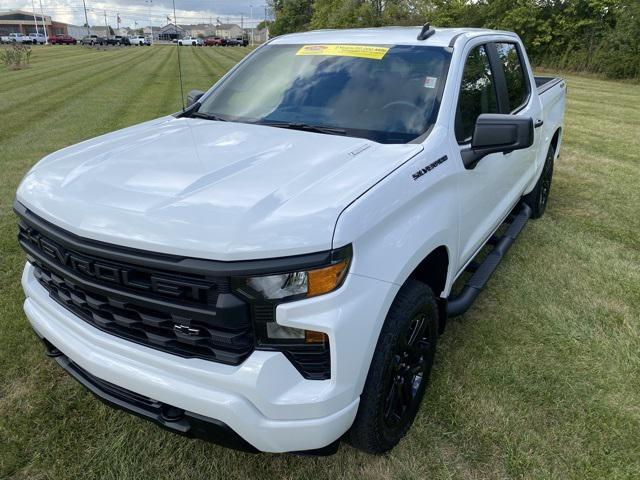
[197,44,451,144]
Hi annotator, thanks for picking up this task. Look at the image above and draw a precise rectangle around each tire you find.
[349,279,439,454]
[523,144,555,219]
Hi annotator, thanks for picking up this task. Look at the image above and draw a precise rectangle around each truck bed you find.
[535,76,563,95]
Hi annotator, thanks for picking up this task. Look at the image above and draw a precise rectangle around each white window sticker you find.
[423,76,437,89]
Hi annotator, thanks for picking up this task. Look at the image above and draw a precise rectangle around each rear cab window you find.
[494,42,530,112]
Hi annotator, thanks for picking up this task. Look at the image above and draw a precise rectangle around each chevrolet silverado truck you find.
[15,25,565,455]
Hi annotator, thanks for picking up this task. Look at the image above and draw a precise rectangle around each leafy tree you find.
[268,0,639,79]
[268,0,313,36]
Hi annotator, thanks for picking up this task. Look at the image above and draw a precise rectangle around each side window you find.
[495,43,528,112]
[455,45,499,143]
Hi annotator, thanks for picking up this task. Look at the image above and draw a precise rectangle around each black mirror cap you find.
[187,89,205,107]
[462,114,534,169]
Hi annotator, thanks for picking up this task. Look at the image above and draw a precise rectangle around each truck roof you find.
[270,26,518,48]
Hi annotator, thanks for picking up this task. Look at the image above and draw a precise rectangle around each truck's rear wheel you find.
[524,145,555,219]
[349,279,438,454]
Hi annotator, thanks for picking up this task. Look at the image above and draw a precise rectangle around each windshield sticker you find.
[423,76,438,89]
[296,44,390,60]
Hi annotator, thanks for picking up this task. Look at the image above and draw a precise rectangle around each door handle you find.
[534,119,544,128]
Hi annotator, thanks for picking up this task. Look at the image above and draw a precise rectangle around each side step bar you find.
[447,203,532,317]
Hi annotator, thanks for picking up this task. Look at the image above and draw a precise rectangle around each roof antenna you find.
[172,0,186,111]
[417,22,435,41]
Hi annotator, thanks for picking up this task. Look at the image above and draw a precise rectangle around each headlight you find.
[244,259,349,301]
[230,245,351,352]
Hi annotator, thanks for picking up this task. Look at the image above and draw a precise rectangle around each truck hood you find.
[17,116,421,260]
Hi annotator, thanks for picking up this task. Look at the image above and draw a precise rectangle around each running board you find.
[447,203,532,317]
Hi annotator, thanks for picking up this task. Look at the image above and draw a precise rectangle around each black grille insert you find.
[17,213,254,365]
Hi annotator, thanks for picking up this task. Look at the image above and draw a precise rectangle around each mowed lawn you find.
[0,45,638,480]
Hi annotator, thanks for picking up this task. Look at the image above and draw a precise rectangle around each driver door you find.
[454,42,536,266]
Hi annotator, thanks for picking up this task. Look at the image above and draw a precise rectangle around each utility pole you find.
[30,0,40,38]
[249,5,253,46]
[104,10,108,37]
[82,0,90,35]
[264,5,268,42]
[38,0,48,43]
[145,0,153,45]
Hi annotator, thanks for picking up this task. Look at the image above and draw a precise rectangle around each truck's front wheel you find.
[349,279,438,454]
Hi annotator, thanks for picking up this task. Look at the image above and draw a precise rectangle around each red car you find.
[50,34,77,45]
[204,36,226,46]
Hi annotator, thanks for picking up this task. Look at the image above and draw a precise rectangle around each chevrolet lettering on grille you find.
[21,225,211,302]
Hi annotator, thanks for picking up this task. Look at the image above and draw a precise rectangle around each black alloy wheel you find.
[349,279,439,454]
[538,149,554,214]
[382,312,435,431]
[524,145,555,219]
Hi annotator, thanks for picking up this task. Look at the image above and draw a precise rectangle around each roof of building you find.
[216,23,241,30]
[0,9,51,23]
[271,26,518,48]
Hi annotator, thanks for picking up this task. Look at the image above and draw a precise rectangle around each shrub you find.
[1,44,32,70]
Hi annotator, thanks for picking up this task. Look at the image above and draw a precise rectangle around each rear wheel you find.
[349,279,439,454]
[524,145,555,219]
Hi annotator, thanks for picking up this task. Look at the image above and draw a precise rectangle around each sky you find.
[2,0,270,29]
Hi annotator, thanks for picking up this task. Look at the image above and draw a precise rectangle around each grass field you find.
[0,45,638,480]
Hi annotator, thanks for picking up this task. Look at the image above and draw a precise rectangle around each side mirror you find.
[186,89,205,107]
[461,114,534,169]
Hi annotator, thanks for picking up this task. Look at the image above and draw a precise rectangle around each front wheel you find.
[349,279,439,454]
[523,145,555,219]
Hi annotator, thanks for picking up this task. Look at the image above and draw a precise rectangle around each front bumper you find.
[22,262,397,452]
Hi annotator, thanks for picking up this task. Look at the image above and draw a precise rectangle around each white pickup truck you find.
[15,25,565,455]
[2,32,32,44]
[178,36,203,46]
[29,33,47,44]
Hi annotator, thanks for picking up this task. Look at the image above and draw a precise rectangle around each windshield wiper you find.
[255,121,347,136]
[190,111,228,122]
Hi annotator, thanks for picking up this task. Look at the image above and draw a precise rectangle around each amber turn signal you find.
[307,259,349,297]
[305,330,328,344]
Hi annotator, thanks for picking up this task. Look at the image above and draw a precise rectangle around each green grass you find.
[1,45,639,480]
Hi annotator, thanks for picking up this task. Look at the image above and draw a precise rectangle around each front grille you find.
[17,211,254,365]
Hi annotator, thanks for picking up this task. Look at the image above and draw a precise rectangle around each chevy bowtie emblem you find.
[173,324,201,336]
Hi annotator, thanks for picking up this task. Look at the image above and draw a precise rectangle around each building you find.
[252,27,269,44]
[0,9,120,40]
[157,23,184,41]
[214,23,243,39]
[67,24,89,39]
[143,25,161,39]
[0,9,67,37]
[179,23,213,38]
[89,26,114,37]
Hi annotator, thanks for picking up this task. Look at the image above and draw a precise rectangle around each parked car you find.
[225,37,247,46]
[178,36,203,46]
[28,33,46,44]
[106,35,130,46]
[49,34,77,45]
[80,35,105,45]
[204,36,226,46]
[129,35,150,46]
[15,25,565,455]
[2,32,31,44]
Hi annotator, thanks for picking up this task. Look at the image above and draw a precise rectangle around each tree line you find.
[266,0,640,80]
